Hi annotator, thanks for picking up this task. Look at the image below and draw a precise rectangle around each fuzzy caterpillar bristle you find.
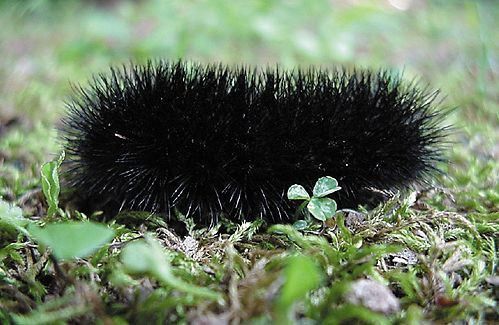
[62,61,448,223]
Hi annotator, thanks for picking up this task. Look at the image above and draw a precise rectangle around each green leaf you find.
[275,255,322,322]
[287,184,310,200]
[121,241,152,274]
[0,199,31,236]
[323,304,389,324]
[40,151,65,217]
[307,197,337,221]
[121,236,222,300]
[312,176,341,197]
[292,220,308,231]
[28,221,115,260]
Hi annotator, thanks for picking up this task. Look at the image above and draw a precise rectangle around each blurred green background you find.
[0,0,497,212]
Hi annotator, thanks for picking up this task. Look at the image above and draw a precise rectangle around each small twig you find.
[0,284,36,312]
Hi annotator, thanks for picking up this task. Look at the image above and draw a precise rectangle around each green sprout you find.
[287,176,342,226]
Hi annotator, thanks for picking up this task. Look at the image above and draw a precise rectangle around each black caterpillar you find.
[62,61,448,223]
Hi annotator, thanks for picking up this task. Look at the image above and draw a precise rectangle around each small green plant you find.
[274,254,322,323]
[40,151,65,218]
[121,235,222,300]
[287,176,341,225]
[28,221,115,260]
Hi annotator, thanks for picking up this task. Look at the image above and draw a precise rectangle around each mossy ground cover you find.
[0,1,497,323]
